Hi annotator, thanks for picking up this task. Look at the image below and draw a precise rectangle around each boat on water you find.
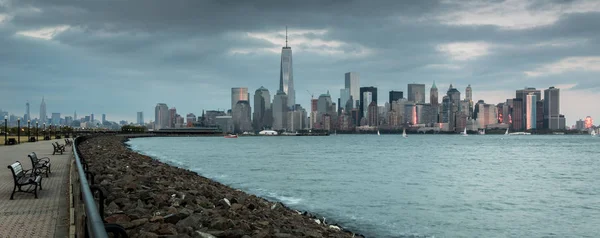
[377,130,381,136]
[258,130,278,136]
[460,127,468,136]
[592,129,597,137]
[505,128,509,136]
[509,132,531,135]
[224,134,238,138]
[479,129,486,135]
[402,128,408,138]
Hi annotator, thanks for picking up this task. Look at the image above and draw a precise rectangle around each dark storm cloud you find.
[0,0,599,124]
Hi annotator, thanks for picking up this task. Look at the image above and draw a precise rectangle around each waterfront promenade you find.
[0,140,70,238]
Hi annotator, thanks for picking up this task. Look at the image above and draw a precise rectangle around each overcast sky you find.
[1,0,599,125]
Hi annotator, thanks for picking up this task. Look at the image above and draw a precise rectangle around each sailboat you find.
[461,127,468,136]
[377,130,380,136]
[479,129,486,135]
[592,129,597,137]
[505,128,509,136]
[402,128,408,138]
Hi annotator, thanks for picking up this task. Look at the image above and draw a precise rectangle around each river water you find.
[127,135,600,237]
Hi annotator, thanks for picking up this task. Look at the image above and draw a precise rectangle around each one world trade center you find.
[279,27,295,108]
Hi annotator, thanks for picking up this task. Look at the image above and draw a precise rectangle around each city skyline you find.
[1,1,599,124]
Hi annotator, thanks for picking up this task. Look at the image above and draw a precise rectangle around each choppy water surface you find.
[127,135,600,237]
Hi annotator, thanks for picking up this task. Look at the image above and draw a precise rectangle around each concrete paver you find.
[0,139,70,238]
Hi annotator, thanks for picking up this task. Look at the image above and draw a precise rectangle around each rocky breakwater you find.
[78,136,363,238]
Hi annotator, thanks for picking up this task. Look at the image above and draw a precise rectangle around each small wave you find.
[256,190,303,205]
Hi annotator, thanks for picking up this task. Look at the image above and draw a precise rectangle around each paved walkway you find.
[0,139,70,238]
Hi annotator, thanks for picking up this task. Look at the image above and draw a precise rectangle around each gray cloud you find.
[0,0,599,124]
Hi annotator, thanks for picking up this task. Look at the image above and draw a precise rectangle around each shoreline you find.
[78,135,365,238]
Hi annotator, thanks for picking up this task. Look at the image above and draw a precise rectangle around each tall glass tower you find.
[279,27,295,108]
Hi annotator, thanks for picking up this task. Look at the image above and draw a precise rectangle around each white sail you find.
[592,129,597,137]
[462,127,468,136]
[505,128,509,135]
[377,130,380,136]
[402,128,407,138]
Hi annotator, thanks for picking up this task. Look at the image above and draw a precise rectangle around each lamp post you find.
[3,115,7,145]
[17,118,20,144]
[36,122,39,141]
[27,120,30,142]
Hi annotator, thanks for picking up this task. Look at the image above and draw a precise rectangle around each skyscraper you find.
[516,87,541,128]
[465,84,473,101]
[279,27,295,107]
[446,85,461,131]
[233,101,252,133]
[407,84,426,103]
[272,91,288,130]
[544,86,561,129]
[231,87,249,111]
[430,82,438,106]
[512,98,523,131]
[359,87,377,122]
[102,114,106,124]
[525,93,537,130]
[168,107,177,128]
[91,114,94,123]
[389,91,403,107]
[25,101,30,122]
[344,72,360,108]
[154,103,169,130]
[137,112,144,125]
[39,97,47,124]
[340,88,351,113]
[253,87,271,130]
[51,113,61,125]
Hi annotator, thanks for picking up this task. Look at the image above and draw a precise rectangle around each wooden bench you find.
[52,142,65,155]
[28,152,51,177]
[7,161,43,199]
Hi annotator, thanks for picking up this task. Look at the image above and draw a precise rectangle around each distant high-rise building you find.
[476,102,497,129]
[317,91,333,128]
[311,99,318,112]
[253,86,272,130]
[525,93,537,130]
[576,119,585,130]
[512,98,523,131]
[389,91,403,109]
[359,87,377,122]
[543,86,562,129]
[51,113,61,125]
[168,108,177,128]
[465,84,473,101]
[272,91,288,130]
[231,87,249,111]
[91,114,95,123]
[74,111,77,122]
[102,114,106,124]
[39,97,47,124]
[430,82,438,107]
[154,103,169,130]
[367,101,378,126]
[280,28,295,107]
[516,87,541,128]
[233,101,252,133]
[137,112,144,125]
[340,88,352,113]
[65,116,73,126]
[446,85,461,131]
[407,84,426,103]
[345,72,360,108]
[25,101,30,122]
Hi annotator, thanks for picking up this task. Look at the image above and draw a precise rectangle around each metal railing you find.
[72,137,127,238]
